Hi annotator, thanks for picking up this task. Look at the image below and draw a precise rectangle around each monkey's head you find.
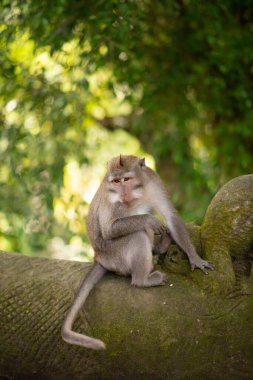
[106,155,146,205]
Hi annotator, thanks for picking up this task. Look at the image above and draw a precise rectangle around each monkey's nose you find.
[121,193,131,203]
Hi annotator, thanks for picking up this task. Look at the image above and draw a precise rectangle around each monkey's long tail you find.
[61,262,107,350]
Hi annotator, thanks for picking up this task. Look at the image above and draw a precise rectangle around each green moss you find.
[1,249,253,379]
[163,175,253,295]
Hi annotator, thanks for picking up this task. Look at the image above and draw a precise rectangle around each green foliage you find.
[0,0,252,258]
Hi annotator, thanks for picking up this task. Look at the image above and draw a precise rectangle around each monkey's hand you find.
[148,215,167,235]
[189,257,214,274]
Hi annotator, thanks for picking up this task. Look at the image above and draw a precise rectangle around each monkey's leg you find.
[152,230,172,255]
[129,231,167,287]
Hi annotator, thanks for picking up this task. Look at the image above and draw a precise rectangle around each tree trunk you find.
[0,250,253,380]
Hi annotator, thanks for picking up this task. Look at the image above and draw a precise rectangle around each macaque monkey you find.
[62,155,213,350]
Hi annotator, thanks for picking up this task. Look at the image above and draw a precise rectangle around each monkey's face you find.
[107,172,144,205]
[106,155,147,205]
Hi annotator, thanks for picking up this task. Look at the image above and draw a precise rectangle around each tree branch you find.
[1,250,253,380]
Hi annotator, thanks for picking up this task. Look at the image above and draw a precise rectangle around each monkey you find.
[61,155,213,350]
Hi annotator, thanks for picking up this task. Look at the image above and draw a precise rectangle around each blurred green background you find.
[0,1,252,261]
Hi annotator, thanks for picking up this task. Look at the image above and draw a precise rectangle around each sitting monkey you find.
[62,155,213,349]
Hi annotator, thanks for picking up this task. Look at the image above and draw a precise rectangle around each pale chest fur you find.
[127,204,151,216]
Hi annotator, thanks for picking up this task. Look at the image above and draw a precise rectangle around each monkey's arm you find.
[101,214,165,240]
[147,169,213,273]
[167,212,213,272]
[164,211,213,272]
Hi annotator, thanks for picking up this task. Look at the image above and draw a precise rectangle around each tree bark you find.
[0,250,253,380]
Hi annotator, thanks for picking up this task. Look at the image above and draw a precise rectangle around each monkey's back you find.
[86,181,106,251]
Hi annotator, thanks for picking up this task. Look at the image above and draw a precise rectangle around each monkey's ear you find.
[139,158,146,168]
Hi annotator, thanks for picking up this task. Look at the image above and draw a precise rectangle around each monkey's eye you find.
[123,177,131,182]
[112,179,120,183]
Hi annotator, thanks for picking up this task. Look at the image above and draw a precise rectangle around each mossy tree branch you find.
[1,250,253,380]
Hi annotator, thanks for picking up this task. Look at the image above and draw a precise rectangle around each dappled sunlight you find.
[0,213,12,251]
[1,2,252,260]
[87,69,133,118]
[189,134,216,190]
[8,32,34,68]
[0,28,151,259]
[47,236,93,262]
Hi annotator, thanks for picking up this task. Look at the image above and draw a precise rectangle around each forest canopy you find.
[0,0,252,260]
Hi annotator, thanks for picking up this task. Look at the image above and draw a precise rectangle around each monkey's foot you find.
[145,270,168,287]
[131,271,167,287]
[190,258,214,274]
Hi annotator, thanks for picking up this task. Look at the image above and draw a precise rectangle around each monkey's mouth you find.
[120,196,133,204]
[120,200,132,205]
